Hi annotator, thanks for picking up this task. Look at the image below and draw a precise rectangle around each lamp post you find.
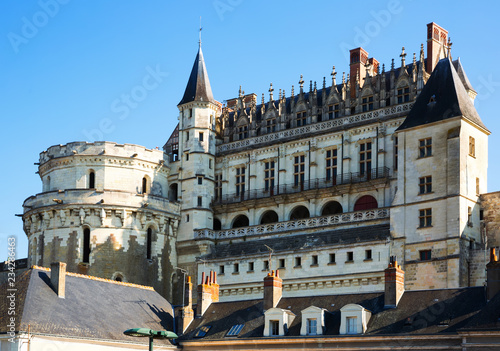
[124,328,178,351]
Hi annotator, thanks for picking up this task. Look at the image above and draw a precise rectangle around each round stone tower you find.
[22,141,180,299]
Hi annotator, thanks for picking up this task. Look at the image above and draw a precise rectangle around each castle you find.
[21,22,494,305]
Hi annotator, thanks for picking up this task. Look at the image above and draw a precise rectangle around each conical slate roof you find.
[397,58,487,131]
[178,45,215,105]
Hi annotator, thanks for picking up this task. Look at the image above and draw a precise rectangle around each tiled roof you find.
[0,267,174,345]
[178,45,215,105]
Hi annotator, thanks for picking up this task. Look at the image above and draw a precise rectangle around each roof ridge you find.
[31,265,154,291]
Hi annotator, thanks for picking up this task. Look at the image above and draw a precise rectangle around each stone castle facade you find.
[22,22,495,303]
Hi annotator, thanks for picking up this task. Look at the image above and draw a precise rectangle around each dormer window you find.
[300,306,326,336]
[264,308,296,337]
[296,111,307,126]
[361,95,374,112]
[237,126,248,140]
[327,104,340,120]
[397,87,410,103]
[266,118,276,133]
[339,304,371,335]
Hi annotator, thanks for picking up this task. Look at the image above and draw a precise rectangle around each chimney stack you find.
[263,270,282,310]
[384,256,404,308]
[349,47,369,98]
[181,276,194,332]
[426,22,448,73]
[50,262,67,298]
[196,270,219,317]
[487,247,500,300]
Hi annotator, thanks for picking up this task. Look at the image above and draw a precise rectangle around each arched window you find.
[353,195,378,211]
[142,177,148,194]
[169,183,178,202]
[232,215,249,228]
[290,206,310,220]
[321,201,343,216]
[146,227,152,260]
[83,228,91,263]
[89,171,95,189]
[260,211,279,224]
[213,218,222,230]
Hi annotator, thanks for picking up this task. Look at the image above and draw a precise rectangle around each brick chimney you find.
[196,270,219,317]
[349,47,369,98]
[181,276,194,332]
[487,247,500,300]
[384,256,404,308]
[50,262,67,298]
[263,270,282,310]
[426,22,448,74]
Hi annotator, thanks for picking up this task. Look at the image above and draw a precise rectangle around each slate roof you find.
[180,287,489,341]
[397,58,487,131]
[204,224,390,260]
[178,45,215,106]
[0,267,174,346]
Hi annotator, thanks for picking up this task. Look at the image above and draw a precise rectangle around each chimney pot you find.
[384,257,404,308]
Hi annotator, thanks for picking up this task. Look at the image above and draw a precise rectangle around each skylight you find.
[194,325,211,338]
[226,324,244,337]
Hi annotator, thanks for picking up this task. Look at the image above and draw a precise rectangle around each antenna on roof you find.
[199,16,202,47]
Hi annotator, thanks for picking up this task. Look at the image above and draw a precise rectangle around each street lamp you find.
[124,328,178,351]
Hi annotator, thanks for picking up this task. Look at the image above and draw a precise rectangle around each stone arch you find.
[260,210,279,224]
[353,195,378,211]
[169,183,178,202]
[232,214,249,228]
[213,218,222,230]
[290,205,310,220]
[142,175,151,194]
[111,271,126,282]
[321,201,343,216]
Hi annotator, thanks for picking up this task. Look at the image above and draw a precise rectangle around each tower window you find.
[146,228,152,260]
[418,138,432,158]
[142,177,148,194]
[361,95,374,112]
[197,196,202,207]
[297,111,307,126]
[266,118,276,133]
[186,131,190,141]
[199,132,204,142]
[189,108,193,117]
[186,214,190,222]
[83,228,91,263]
[397,87,410,103]
[198,176,203,185]
[469,136,475,157]
[89,171,95,189]
[419,176,432,194]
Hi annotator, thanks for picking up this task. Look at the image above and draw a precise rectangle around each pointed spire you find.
[279,88,282,100]
[291,85,295,97]
[178,45,215,105]
[413,52,416,66]
[309,80,313,93]
[323,77,326,89]
[314,81,317,92]
[447,37,453,58]
[269,83,274,101]
[282,89,285,100]
[420,43,425,62]
[400,47,406,67]
[299,75,304,93]
[342,72,346,84]
[391,58,395,71]
[239,85,243,98]
[382,63,385,73]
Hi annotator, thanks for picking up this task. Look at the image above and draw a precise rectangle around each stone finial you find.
[323,77,326,89]
[269,83,274,101]
[420,43,425,63]
[279,88,282,100]
[291,85,295,97]
[309,80,313,92]
[391,58,395,71]
[313,81,317,92]
[262,93,265,106]
[382,63,385,73]
[331,66,337,85]
[239,85,243,98]
[342,72,346,84]
[400,47,406,66]
[299,75,304,90]
[447,37,453,58]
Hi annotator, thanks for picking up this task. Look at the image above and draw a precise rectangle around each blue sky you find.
[1,1,500,261]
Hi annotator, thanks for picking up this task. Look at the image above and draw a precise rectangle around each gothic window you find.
[237,126,248,140]
[266,118,276,133]
[146,227,152,260]
[327,104,340,120]
[359,142,372,176]
[397,86,410,103]
[83,228,91,263]
[326,149,338,183]
[419,208,432,228]
[297,111,307,126]
[361,95,374,112]
[215,174,222,200]
[419,138,432,158]
[294,155,305,187]
[142,177,148,194]
[89,171,95,189]
[419,176,432,194]
[235,167,246,197]
[264,161,275,193]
